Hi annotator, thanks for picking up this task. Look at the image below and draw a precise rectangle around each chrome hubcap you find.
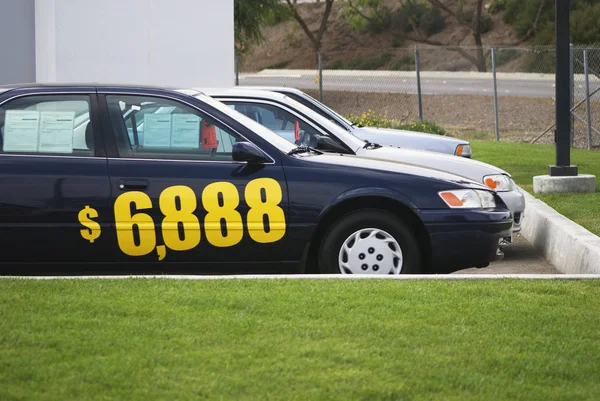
[338,228,403,274]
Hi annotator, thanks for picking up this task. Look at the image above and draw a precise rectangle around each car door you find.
[0,89,113,270]
[98,91,290,271]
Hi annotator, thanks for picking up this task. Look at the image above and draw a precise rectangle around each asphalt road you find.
[452,234,560,274]
[239,72,600,99]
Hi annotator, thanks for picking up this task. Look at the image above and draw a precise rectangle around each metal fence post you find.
[415,46,423,122]
[492,47,500,141]
[235,51,240,86]
[570,43,574,146]
[318,50,323,102]
[584,48,593,150]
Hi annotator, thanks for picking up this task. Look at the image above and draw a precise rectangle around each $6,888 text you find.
[80,178,286,260]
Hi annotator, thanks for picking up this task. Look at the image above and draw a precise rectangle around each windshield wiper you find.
[287,145,322,156]
[362,140,382,149]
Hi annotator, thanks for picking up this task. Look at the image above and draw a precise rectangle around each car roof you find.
[0,82,201,96]
[235,86,302,95]
[196,87,290,101]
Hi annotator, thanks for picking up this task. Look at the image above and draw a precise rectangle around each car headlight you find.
[438,189,496,209]
[483,174,513,192]
[455,144,471,157]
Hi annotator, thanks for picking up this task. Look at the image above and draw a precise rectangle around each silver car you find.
[237,85,472,158]
[199,88,525,242]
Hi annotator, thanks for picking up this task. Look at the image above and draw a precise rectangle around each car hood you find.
[353,126,467,155]
[355,145,510,182]
[303,153,489,190]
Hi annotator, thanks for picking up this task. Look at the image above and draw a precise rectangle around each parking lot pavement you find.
[452,234,561,274]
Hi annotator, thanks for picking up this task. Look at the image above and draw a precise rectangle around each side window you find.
[225,102,324,146]
[0,95,95,156]
[106,95,242,161]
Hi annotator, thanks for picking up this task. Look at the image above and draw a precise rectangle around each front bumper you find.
[497,189,526,233]
[420,208,513,273]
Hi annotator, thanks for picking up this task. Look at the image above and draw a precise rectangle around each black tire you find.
[318,209,422,274]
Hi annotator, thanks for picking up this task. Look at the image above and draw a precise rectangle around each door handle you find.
[118,179,149,191]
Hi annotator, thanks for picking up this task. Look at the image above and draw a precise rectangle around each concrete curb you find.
[519,187,600,274]
[3,274,600,280]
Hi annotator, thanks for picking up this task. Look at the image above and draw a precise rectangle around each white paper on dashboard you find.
[143,114,172,148]
[171,114,200,148]
[2,110,40,152]
[38,111,75,153]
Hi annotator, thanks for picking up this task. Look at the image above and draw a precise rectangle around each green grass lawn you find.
[471,141,600,235]
[1,279,599,401]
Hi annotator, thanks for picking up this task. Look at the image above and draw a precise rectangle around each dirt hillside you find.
[240,1,522,72]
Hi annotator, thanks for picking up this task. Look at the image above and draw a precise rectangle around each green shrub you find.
[479,13,494,34]
[346,111,451,136]
[392,2,423,33]
[346,110,397,128]
[263,60,290,69]
[390,2,445,36]
[263,4,292,26]
[420,7,446,35]
[343,0,392,34]
[389,54,415,70]
[325,60,345,70]
[396,120,451,136]
[458,7,492,34]
[524,47,556,73]
[502,0,600,45]
[345,53,393,70]
[391,36,404,48]
[571,4,600,44]
[366,12,392,33]
[486,48,522,70]
[489,0,507,14]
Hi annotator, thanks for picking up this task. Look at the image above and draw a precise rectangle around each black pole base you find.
[549,165,578,176]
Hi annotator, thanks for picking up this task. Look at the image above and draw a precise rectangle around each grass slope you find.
[471,141,600,235]
[1,279,599,401]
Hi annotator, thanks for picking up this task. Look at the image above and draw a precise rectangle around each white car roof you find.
[195,87,291,100]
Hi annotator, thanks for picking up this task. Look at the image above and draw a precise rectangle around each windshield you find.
[282,96,367,152]
[194,93,297,154]
[289,91,355,128]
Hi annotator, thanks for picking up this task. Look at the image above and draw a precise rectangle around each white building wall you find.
[35,0,234,88]
[0,0,36,85]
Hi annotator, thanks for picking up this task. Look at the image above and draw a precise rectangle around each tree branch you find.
[285,0,333,51]
[286,0,318,49]
[473,0,484,34]
[427,0,474,32]
[520,0,547,42]
[315,0,335,46]
[347,0,375,22]
[390,29,481,67]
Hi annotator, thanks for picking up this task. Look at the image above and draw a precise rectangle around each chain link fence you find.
[237,45,600,149]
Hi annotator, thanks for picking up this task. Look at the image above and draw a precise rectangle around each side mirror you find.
[316,136,347,153]
[232,141,269,164]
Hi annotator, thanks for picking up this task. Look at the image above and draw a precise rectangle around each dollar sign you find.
[78,205,101,243]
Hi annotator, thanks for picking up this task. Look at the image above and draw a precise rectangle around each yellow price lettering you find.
[245,178,286,243]
[202,182,244,247]
[160,186,201,251]
[114,191,156,256]
[112,179,286,258]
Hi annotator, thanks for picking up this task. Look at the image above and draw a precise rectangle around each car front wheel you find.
[318,209,422,275]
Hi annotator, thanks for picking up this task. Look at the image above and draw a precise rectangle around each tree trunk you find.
[474,32,487,72]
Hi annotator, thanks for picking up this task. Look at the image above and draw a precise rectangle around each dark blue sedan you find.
[0,84,512,275]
